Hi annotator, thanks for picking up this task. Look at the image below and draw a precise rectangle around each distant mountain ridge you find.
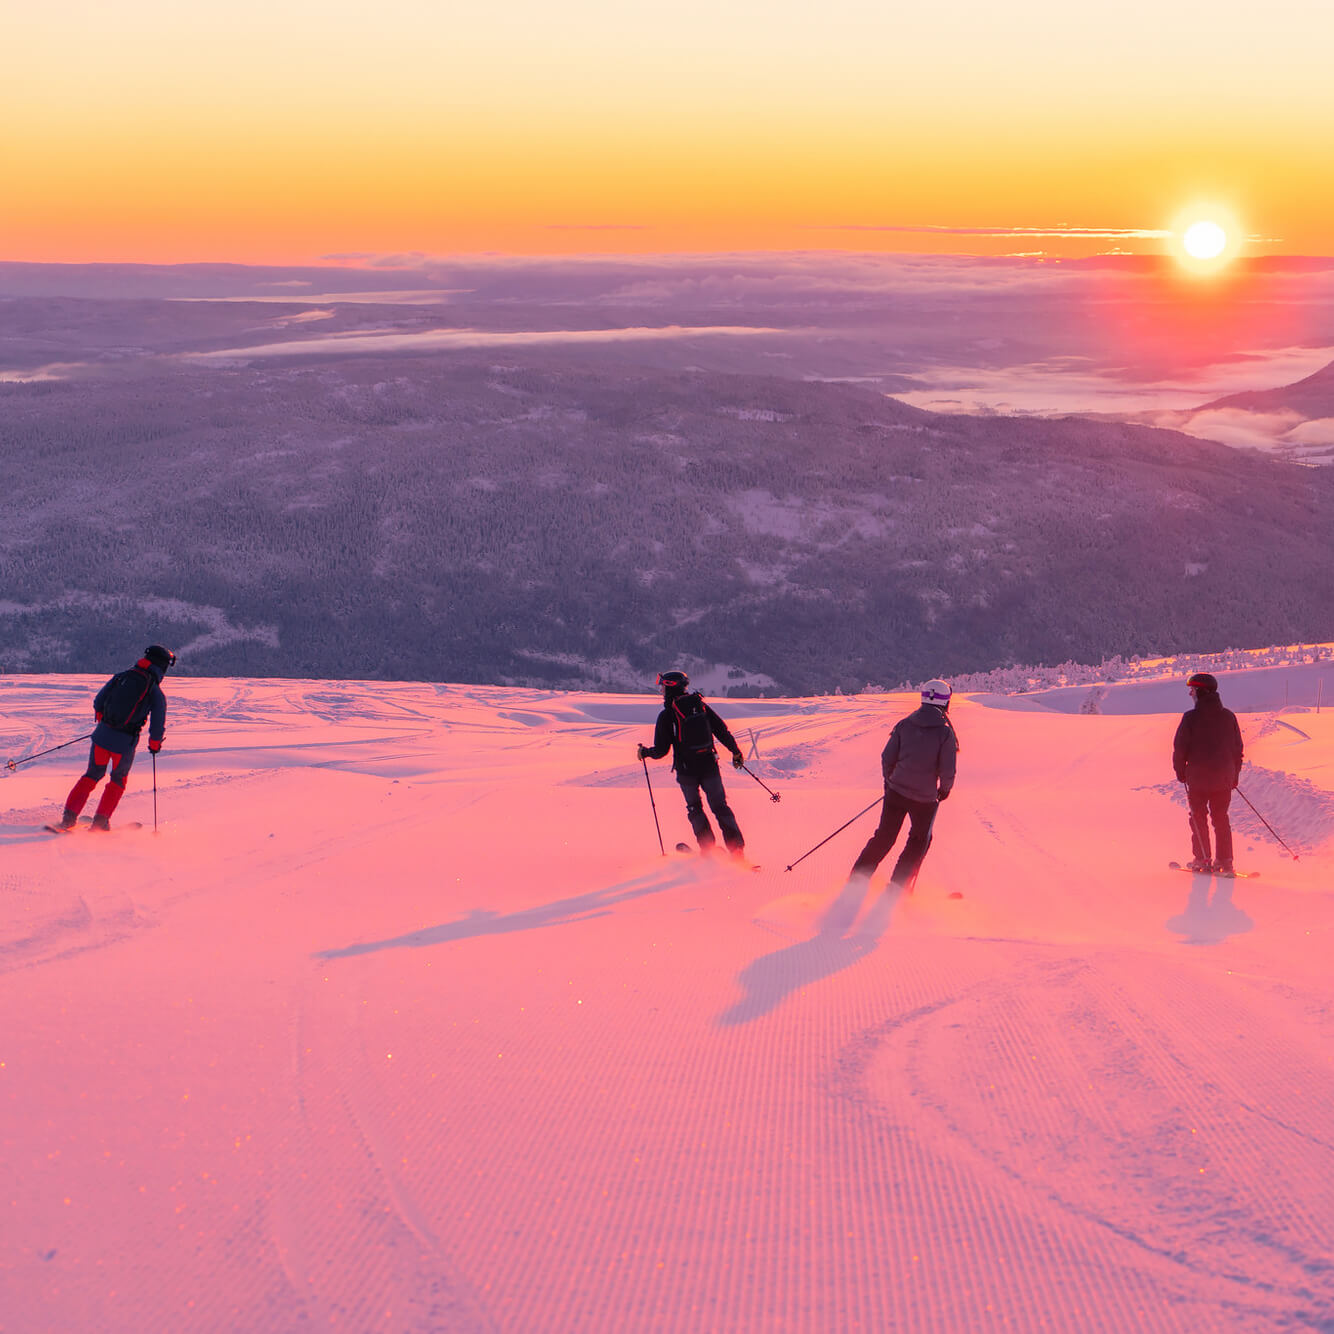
[2,357,1332,693]
[1199,358,1334,417]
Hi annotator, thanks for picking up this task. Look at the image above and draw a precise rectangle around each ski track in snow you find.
[0,673,1332,1332]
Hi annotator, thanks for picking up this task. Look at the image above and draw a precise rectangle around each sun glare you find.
[1183,220,1227,260]
[1170,204,1243,275]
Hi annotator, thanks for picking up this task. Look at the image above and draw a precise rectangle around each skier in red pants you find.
[57,645,174,831]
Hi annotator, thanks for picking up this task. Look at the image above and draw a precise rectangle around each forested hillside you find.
[3,357,1332,693]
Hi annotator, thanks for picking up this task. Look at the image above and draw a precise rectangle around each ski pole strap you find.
[5,731,94,772]
[784,796,883,872]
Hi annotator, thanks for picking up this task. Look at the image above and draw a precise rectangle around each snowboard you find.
[1167,861,1259,879]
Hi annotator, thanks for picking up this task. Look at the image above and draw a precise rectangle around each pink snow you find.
[1,673,1331,1332]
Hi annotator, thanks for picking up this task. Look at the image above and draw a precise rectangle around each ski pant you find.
[677,765,744,853]
[1187,785,1233,864]
[850,790,937,886]
[65,742,136,822]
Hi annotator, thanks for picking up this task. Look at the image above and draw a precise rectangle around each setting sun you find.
[1183,219,1227,259]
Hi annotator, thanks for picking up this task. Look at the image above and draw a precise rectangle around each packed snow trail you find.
[1,676,1331,1332]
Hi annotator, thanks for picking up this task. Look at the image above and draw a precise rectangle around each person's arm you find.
[1172,714,1190,781]
[93,677,112,720]
[880,726,902,785]
[937,727,958,798]
[706,706,743,762]
[639,709,674,760]
[1231,713,1244,786]
[147,687,167,750]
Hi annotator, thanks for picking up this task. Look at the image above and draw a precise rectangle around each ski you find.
[1167,861,1259,879]
[45,820,145,835]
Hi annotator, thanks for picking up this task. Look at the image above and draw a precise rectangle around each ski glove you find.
[636,743,649,761]
[732,752,745,770]
[95,710,103,722]
[936,786,951,802]
[148,738,163,753]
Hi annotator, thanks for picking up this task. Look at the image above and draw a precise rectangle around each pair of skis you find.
[1167,861,1259,879]
[44,818,144,835]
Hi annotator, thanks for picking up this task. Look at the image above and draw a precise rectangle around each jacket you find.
[1173,694,1243,789]
[882,704,958,804]
[91,661,167,755]
[644,695,743,776]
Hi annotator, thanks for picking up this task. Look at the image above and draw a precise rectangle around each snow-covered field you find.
[2,672,1332,1332]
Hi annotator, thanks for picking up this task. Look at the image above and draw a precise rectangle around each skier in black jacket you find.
[848,680,958,889]
[637,670,747,858]
[1172,672,1244,873]
[57,645,175,831]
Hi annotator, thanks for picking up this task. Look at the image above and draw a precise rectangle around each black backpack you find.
[100,667,155,732]
[670,691,716,759]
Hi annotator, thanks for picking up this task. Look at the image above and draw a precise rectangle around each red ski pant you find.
[65,743,135,819]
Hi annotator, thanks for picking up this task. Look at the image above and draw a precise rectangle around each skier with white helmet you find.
[846,679,958,889]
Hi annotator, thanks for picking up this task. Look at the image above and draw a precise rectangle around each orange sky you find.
[5,0,1332,264]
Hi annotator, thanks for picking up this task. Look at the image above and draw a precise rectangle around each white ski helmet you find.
[921,679,952,708]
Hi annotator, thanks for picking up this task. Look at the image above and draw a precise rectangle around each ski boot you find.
[1186,858,1212,873]
[1213,859,1234,876]
[89,814,111,832]
[56,809,79,830]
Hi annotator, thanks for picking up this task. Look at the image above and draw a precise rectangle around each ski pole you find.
[784,796,883,872]
[152,750,159,835]
[5,731,94,773]
[739,762,781,803]
[1235,786,1299,860]
[642,757,665,856]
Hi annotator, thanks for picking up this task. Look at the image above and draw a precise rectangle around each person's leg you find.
[889,798,939,887]
[62,744,112,825]
[677,773,716,851]
[1186,787,1212,866]
[1209,789,1234,868]
[91,747,136,829]
[850,794,909,877]
[699,767,744,853]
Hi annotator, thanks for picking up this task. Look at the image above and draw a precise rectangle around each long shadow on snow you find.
[1166,875,1254,945]
[718,877,906,1026]
[314,867,687,960]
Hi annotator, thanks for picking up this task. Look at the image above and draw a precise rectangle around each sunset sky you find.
[6,0,1333,264]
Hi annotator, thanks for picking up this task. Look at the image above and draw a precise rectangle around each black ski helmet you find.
[1187,672,1218,692]
[145,644,176,672]
[657,670,689,695]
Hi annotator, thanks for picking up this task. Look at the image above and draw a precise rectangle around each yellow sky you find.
[4,0,1332,263]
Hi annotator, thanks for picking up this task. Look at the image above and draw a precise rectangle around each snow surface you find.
[2,672,1332,1332]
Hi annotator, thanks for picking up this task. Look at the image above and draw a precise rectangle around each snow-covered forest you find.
[3,353,1333,692]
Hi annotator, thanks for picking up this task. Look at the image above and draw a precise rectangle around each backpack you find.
[100,667,155,732]
[670,691,716,759]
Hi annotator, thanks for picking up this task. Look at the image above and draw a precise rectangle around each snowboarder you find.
[55,645,175,831]
[847,680,958,888]
[1172,671,1243,873]
[637,671,747,859]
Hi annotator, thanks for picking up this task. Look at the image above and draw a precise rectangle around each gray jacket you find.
[881,704,958,803]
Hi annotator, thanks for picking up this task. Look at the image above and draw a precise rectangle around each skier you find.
[55,645,175,831]
[637,671,747,859]
[847,680,958,889]
[1172,671,1243,873]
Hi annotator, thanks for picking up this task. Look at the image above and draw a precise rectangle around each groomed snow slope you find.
[2,675,1332,1333]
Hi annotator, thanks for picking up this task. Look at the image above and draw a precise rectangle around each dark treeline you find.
[2,356,1332,693]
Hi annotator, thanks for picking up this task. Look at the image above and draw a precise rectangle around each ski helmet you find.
[921,679,952,708]
[657,670,690,694]
[1187,672,1218,692]
[145,644,176,671]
